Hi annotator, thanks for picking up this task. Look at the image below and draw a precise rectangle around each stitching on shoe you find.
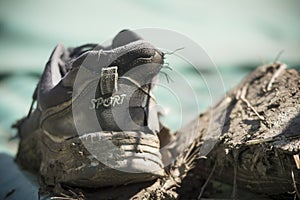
[41,78,98,122]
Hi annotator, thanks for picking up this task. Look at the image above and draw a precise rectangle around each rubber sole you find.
[18,130,165,187]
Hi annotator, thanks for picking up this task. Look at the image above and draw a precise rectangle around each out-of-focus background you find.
[1,0,299,154]
[0,0,299,198]
[0,0,300,154]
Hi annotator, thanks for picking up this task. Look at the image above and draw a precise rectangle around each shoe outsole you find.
[17,130,165,187]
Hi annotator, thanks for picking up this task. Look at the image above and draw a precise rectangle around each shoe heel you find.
[40,131,164,187]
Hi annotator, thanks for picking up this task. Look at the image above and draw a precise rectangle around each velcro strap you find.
[100,66,118,95]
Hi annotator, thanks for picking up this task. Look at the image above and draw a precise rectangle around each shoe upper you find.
[19,30,164,139]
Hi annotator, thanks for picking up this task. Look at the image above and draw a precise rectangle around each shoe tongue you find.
[112,30,142,48]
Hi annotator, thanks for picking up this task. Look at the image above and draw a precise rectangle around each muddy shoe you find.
[15,30,165,187]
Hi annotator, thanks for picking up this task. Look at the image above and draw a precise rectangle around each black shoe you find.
[15,30,165,187]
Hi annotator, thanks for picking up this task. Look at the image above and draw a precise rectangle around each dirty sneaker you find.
[15,30,165,187]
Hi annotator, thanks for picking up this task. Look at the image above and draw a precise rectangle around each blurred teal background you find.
[0,1,299,199]
[0,0,299,156]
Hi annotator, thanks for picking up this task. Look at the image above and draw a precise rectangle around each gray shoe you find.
[15,30,165,187]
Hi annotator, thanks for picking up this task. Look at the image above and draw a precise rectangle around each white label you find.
[90,94,126,109]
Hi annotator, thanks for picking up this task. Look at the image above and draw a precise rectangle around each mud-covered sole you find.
[18,130,165,187]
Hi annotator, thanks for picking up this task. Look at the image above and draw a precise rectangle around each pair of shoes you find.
[15,30,166,187]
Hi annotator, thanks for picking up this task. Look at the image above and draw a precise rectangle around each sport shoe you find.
[15,30,165,187]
